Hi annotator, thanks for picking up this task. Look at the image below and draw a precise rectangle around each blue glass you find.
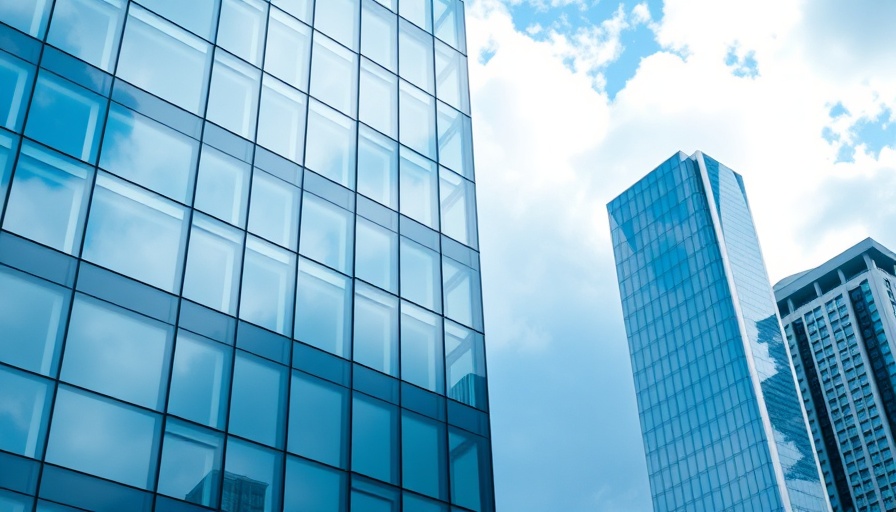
[355,217,398,293]
[46,0,126,72]
[135,0,219,40]
[442,257,482,330]
[400,0,432,32]
[0,365,52,458]
[434,40,468,114]
[357,125,398,209]
[167,331,232,429]
[272,0,312,24]
[300,193,354,274]
[310,33,359,117]
[305,101,357,188]
[351,393,399,484]
[194,145,251,226]
[0,132,14,213]
[0,51,34,131]
[432,0,464,53]
[217,0,268,66]
[350,477,400,512]
[359,58,397,138]
[0,0,52,38]
[445,321,486,410]
[439,168,477,248]
[288,371,349,468]
[25,71,106,162]
[284,457,347,512]
[353,283,399,376]
[257,75,307,163]
[248,169,301,250]
[206,51,260,140]
[361,1,397,73]
[398,20,433,94]
[402,411,447,499]
[240,236,296,336]
[403,494,448,512]
[265,8,312,92]
[436,103,473,180]
[228,352,287,447]
[400,237,441,312]
[223,437,282,512]
[182,214,244,314]
[449,429,489,512]
[399,82,436,160]
[401,302,443,393]
[157,420,223,508]
[314,0,360,51]
[399,147,439,230]
[295,258,353,357]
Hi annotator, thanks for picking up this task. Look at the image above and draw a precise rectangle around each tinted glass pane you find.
[353,283,398,376]
[399,238,441,312]
[257,76,307,163]
[288,372,349,468]
[351,394,398,484]
[223,438,282,512]
[310,34,358,117]
[295,258,352,357]
[433,0,464,52]
[248,169,301,250]
[240,236,296,336]
[229,352,287,447]
[355,217,397,293]
[25,71,105,162]
[398,21,433,94]
[217,0,267,66]
[400,0,431,31]
[403,494,448,512]
[265,8,311,92]
[299,193,354,274]
[399,82,436,160]
[399,147,438,229]
[402,412,446,499]
[0,365,52,458]
[359,59,397,138]
[0,0,51,37]
[436,104,473,180]
[168,331,232,429]
[194,145,250,226]
[0,267,68,375]
[449,429,489,512]
[357,126,397,209]
[350,478,399,512]
[442,258,482,330]
[117,5,211,114]
[0,490,32,512]
[206,51,260,140]
[62,295,173,409]
[314,0,360,51]
[305,101,356,188]
[401,302,443,393]
[182,214,244,314]
[46,387,161,489]
[361,1,396,72]
[157,420,223,508]
[439,168,476,247]
[82,174,188,293]
[434,41,468,114]
[100,103,199,203]
[272,0,312,24]
[136,0,219,40]
[0,51,34,131]
[284,457,347,512]
[445,321,486,410]
[3,142,93,254]
[47,0,126,72]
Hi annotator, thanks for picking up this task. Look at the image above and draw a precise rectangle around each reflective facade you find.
[776,239,896,512]
[608,151,830,511]
[0,1,494,511]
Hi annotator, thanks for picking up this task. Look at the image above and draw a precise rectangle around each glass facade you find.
[0,1,494,511]
[608,152,829,511]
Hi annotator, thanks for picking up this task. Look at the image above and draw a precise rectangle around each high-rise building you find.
[608,151,830,511]
[775,238,896,512]
[0,1,494,511]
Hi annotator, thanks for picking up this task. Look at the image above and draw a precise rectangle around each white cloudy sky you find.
[467,0,896,510]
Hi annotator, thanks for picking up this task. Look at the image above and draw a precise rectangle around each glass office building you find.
[608,151,830,511]
[0,1,494,511]
[775,239,896,512]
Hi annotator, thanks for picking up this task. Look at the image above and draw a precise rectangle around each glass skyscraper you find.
[0,1,494,511]
[608,151,830,511]
[775,238,896,512]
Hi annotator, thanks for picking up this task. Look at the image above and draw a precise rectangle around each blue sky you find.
[464,0,896,510]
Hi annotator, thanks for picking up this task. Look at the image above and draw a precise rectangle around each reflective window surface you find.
[47,0,126,72]
[0,365,52,458]
[0,49,35,132]
[167,330,232,429]
[25,71,106,162]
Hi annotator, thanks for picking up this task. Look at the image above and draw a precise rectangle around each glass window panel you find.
[3,142,92,254]
[248,169,301,250]
[357,126,397,209]
[355,217,397,293]
[229,352,287,447]
[351,394,398,484]
[183,214,244,314]
[288,371,349,468]
[436,103,473,179]
[398,21,433,94]
[310,34,358,118]
[0,490,31,512]
[433,0,464,53]
[257,75,307,163]
[47,0,126,72]
[272,0,312,24]
[0,267,68,376]
[359,59,397,138]
[25,71,105,162]
[0,134,12,215]
[399,238,441,312]
[284,456,347,512]
[399,147,439,229]
[361,0,396,72]
[305,101,357,188]
[403,494,448,512]
[265,8,312,92]
[434,41,468,114]
[401,302,443,393]
[353,283,398,376]
[82,173,188,293]
[240,236,296,336]
[399,82,436,160]
[0,366,52,458]
[116,5,212,114]
[314,0,360,51]
[442,258,482,330]
[168,330,232,429]
[402,412,447,499]
[158,420,224,508]
[0,0,51,37]
[351,478,399,512]
[135,0,219,40]
[300,193,354,274]
[0,51,34,132]
[294,258,352,358]
[100,103,198,203]
[217,0,267,66]
[439,168,476,247]
[62,295,173,409]
[207,51,260,139]
[400,0,431,32]
[223,438,282,512]
[194,145,251,226]
[445,321,486,410]
[46,386,161,489]
[449,429,489,512]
